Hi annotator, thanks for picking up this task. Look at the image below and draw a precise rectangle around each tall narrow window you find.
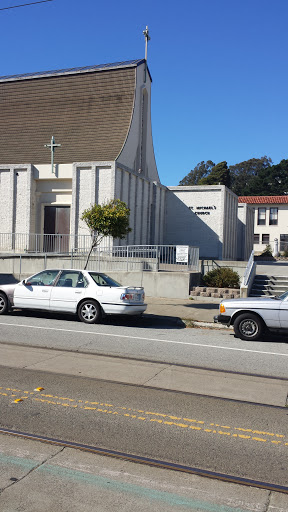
[254,234,260,243]
[262,234,270,244]
[269,207,278,225]
[257,208,266,225]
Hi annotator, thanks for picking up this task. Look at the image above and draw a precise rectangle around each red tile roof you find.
[238,196,288,204]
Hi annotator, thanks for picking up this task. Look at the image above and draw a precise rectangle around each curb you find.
[182,319,233,329]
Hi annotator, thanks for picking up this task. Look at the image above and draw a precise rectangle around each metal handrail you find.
[242,250,254,286]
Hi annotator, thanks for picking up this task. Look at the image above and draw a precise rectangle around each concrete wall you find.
[114,165,166,245]
[237,203,254,260]
[0,256,197,299]
[0,165,33,247]
[164,185,238,259]
[71,162,114,239]
[117,63,160,183]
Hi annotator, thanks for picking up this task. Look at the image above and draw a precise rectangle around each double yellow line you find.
[1,386,287,447]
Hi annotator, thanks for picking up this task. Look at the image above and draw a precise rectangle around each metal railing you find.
[242,250,254,286]
[0,233,91,254]
[0,233,200,273]
[240,249,256,297]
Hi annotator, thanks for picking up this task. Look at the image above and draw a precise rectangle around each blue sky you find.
[1,0,287,186]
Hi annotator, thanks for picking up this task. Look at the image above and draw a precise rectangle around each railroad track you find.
[1,426,287,495]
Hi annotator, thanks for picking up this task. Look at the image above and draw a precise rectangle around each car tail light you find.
[120,293,134,301]
[220,303,226,313]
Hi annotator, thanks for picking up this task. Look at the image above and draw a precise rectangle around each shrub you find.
[261,244,273,257]
[202,267,240,288]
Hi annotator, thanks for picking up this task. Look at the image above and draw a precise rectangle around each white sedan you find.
[0,269,147,324]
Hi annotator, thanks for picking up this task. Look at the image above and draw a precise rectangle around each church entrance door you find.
[43,206,70,253]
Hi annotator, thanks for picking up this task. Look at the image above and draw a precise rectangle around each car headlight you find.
[220,303,226,313]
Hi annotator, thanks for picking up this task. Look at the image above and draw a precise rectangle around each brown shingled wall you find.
[0,68,135,164]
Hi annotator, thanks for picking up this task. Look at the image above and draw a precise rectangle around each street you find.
[0,312,287,511]
[0,310,288,377]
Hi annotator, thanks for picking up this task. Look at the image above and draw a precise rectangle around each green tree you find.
[247,159,288,196]
[81,199,132,269]
[179,160,215,186]
[199,161,231,187]
[229,156,272,196]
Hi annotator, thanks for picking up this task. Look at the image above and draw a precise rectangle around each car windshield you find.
[89,272,121,287]
[275,290,288,300]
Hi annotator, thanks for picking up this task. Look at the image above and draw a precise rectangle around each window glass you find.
[280,234,288,252]
[262,234,270,244]
[56,271,87,288]
[254,234,260,243]
[257,208,266,225]
[89,272,121,287]
[269,207,278,225]
[26,270,59,286]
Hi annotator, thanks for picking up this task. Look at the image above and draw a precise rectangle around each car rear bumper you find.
[214,314,231,326]
[101,303,147,315]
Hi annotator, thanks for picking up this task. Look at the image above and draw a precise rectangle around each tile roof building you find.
[239,196,288,253]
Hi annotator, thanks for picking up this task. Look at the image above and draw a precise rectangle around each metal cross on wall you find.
[44,135,61,174]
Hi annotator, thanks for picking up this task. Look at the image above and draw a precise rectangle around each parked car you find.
[0,269,146,324]
[214,291,288,341]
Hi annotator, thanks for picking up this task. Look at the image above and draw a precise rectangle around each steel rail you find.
[0,427,287,495]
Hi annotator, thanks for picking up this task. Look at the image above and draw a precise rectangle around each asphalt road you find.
[0,312,288,510]
[0,365,287,488]
[0,310,287,377]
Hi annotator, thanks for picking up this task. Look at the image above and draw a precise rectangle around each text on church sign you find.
[189,206,217,216]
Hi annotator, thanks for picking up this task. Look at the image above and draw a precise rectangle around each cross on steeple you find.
[143,26,151,83]
[44,135,61,174]
[143,25,150,61]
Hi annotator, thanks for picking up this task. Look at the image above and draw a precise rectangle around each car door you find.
[279,297,288,328]
[49,270,87,312]
[13,270,60,310]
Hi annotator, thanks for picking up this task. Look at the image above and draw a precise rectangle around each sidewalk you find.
[145,296,222,326]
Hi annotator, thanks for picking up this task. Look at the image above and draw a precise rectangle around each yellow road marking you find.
[1,385,286,447]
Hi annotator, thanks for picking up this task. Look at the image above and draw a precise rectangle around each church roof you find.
[238,196,288,204]
[0,59,148,82]
[0,59,146,164]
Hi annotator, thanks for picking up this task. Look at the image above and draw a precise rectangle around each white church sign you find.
[176,245,189,263]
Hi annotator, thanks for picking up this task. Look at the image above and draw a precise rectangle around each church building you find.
[0,58,166,251]
[0,44,253,262]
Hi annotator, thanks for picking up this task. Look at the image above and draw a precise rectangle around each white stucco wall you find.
[165,185,238,259]
[237,203,254,260]
[248,202,288,253]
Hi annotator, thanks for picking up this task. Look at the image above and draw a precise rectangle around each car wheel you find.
[0,292,8,315]
[234,313,264,341]
[78,300,102,324]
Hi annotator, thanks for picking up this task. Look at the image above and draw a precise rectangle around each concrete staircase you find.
[250,275,288,297]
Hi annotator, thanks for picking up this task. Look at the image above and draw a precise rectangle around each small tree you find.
[81,199,132,270]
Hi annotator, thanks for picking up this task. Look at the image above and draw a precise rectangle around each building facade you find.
[238,196,288,253]
[0,58,255,261]
[0,60,166,250]
[164,185,241,259]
